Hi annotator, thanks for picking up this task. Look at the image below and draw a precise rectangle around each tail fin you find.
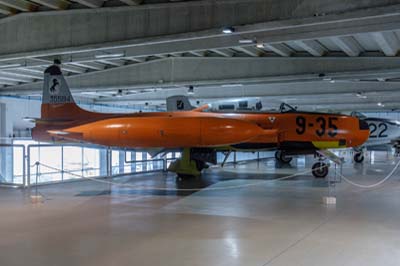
[166,95,194,111]
[41,62,88,121]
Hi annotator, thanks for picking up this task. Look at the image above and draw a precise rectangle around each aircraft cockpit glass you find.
[350,111,367,119]
[279,103,297,113]
[207,99,263,112]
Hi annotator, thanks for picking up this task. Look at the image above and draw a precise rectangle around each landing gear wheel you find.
[275,151,293,164]
[354,153,364,163]
[312,162,329,178]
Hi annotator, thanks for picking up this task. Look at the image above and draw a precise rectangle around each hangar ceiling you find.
[0,0,182,16]
[1,0,400,111]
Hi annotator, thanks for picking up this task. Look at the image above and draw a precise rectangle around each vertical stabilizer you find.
[40,61,89,121]
[166,95,194,111]
[43,64,74,106]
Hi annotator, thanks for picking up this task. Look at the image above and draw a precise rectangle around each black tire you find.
[274,151,280,160]
[312,162,329,178]
[275,151,293,163]
[354,153,364,163]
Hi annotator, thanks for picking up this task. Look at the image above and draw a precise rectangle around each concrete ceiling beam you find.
[331,36,364,56]
[0,0,38,11]
[293,40,327,56]
[371,31,400,56]
[73,0,103,8]
[29,0,70,10]
[263,43,294,57]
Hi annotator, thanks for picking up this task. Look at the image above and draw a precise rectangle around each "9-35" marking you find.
[296,116,338,137]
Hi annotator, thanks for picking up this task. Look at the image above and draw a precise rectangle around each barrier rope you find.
[339,159,400,189]
[33,159,400,191]
[34,162,314,192]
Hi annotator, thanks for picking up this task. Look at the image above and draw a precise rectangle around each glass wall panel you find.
[83,147,100,178]
[63,146,83,180]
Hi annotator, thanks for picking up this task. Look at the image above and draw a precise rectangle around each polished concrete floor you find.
[1,152,400,266]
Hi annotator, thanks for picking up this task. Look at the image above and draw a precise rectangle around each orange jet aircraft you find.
[32,62,369,178]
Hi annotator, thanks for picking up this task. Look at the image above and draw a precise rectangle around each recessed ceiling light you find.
[221,84,243,87]
[377,102,385,107]
[239,39,254,44]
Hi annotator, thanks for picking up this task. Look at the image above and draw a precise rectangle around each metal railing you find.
[25,144,171,187]
[1,142,280,188]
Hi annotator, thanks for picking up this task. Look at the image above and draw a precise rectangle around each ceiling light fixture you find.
[322,77,336,83]
[95,53,124,59]
[239,39,255,44]
[256,43,265,48]
[356,92,367,99]
[222,26,235,34]
[221,84,243,87]
[377,102,385,107]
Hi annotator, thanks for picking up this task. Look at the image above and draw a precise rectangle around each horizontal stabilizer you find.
[47,130,83,141]
[29,118,75,125]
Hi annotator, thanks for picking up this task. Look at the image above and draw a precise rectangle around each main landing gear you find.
[168,148,213,179]
[276,150,330,178]
[275,150,293,164]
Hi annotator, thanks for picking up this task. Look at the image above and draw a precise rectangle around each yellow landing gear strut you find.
[168,148,201,178]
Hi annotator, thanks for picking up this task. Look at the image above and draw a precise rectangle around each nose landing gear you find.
[353,152,364,163]
[311,161,329,178]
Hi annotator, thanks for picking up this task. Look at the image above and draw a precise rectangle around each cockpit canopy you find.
[204,100,299,114]
[279,103,298,113]
[207,98,263,112]
[350,111,367,119]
